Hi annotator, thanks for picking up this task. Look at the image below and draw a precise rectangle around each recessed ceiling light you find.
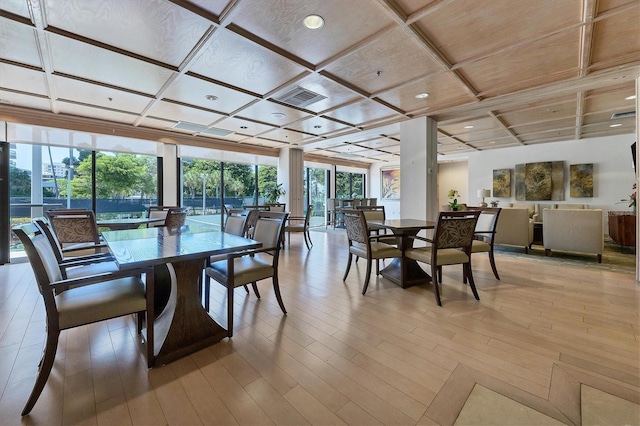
[271,112,286,119]
[610,123,622,128]
[240,126,248,129]
[205,95,218,101]
[415,92,429,99]
[313,125,322,129]
[303,14,324,30]
[464,125,474,129]
[626,95,637,100]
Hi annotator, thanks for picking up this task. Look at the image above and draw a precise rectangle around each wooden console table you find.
[608,211,636,253]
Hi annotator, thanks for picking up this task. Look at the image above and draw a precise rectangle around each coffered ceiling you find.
[0,0,638,165]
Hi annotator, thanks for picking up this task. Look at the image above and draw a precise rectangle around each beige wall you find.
[438,161,469,209]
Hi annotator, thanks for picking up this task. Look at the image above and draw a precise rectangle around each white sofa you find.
[542,208,604,262]
[494,208,534,253]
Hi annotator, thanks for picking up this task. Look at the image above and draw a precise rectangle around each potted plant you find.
[264,183,286,205]
[448,189,460,211]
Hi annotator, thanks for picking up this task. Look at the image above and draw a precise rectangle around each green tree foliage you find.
[9,167,31,196]
[71,153,156,199]
[258,165,277,197]
[223,163,252,196]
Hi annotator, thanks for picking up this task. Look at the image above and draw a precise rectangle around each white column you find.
[162,143,178,206]
[31,143,43,218]
[278,147,304,216]
[400,116,438,221]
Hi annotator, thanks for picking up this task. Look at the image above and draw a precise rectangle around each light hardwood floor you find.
[0,230,638,425]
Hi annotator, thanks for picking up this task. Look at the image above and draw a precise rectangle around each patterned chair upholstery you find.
[342,209,402,295]
[404,210,481,306]
[45,209,105,255]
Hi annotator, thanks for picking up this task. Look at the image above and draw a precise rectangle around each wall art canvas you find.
[570,163,594,197]
[381,168,400,199]
[515,161,565,201]
[525,161,552,200]
[492,169,511,197]
[515,163,526,200]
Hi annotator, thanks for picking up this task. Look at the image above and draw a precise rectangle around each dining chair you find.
[355,205,396,243]
[147,205,180,227]
[203,209,250,312]
[468,207,502,281]
[283,204,313,249]
[44,208,106,255]
[326,198,336,228]
[342,209,402,295]
[34,218,117,280]
[204,211,288,337]
[163,207,187,227]
[12,223,151,416]
[268,203,286,212]
[404,210,481,306]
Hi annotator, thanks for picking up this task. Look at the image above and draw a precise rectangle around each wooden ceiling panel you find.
[1,18,42,67]
[235,100,310,126]
[189,28,307,95]
[45,0,212,67]
[393,0,440,16]
[270,74,360,113]
[147,100,225,126]
[0,90,51,111]
[57,102,138,125]
[439,117,503,135]
[377,72,475,113]
[1,0,30,17]
[498,98,577,127]
[48,34,175,95]
[187,0,232,17]
[519,127,576,143]
[231,0,394,65]
[212,116,275,136]
[353,138,398,149]
[454,128,513,144]
[323,27,441,95]
[590,4,640,68]
[162,74,256,114]
[415,0,581,64]
[585,88,637,114]
[458,30,581,97]
[597,0,638,13]
[259,127,313,144]
[509,117,577,135]
[324,99,400,126]
[286,116,350,136]
[0,63,48,95]
[53,75,152,114]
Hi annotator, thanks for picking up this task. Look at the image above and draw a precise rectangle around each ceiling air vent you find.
[171,122,234,137]
[201,127,234,137]
[611,111,636,120]
[172,121,206,132]
[275,86,327,108]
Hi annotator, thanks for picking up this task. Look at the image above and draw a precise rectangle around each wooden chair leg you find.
[343,252,353,281]
[227,284,234,338]
[465,262,480,300]
[272,276,287,314]
[362,258,373,295]
[438,265,443,284]
[488,251,500,280]
[432,263,442,306]
[251,282,261,298]
[22,329,59,416]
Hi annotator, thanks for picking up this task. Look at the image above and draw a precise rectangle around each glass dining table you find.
[102,225,261,367]
[367,219,436,288]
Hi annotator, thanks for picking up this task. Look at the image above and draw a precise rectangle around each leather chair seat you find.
[207,255,274,288]
[405,247,469,265]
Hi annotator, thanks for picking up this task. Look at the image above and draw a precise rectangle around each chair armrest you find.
[407,235,433,243]
[287,216,305,221]
[49,267,148,290]
[59,253,114,269]
[61,242,109,254]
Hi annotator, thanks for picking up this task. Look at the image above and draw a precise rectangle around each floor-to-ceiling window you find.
[257,165,278,204]
[304,167,327,227]
[336,170,365,199]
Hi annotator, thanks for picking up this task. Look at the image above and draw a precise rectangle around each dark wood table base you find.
[152,258,228,367]
[379,257,431,288]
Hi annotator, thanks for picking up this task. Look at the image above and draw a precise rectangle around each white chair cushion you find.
[56,277,146,330]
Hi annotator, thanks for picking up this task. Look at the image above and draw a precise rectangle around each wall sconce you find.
[478,189,491,207]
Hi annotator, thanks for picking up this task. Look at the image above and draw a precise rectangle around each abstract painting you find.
[515,161,565,201]
[570,163,593,197]
[381,168,400,199]
[492,169,511,197]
